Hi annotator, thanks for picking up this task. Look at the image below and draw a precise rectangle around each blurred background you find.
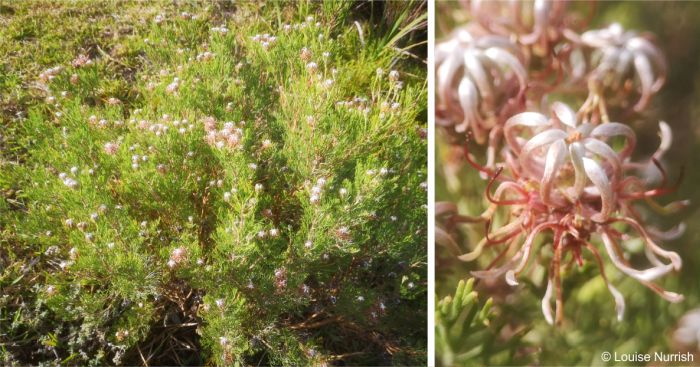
[436,1,700,365]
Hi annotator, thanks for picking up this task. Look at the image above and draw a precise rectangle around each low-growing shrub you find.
[0,1,427,365]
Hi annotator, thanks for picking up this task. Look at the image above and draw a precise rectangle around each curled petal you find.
[633,54,654,111]
[504,112,549,154]
[541,139,567,205]
[607,282,626,321]
[456,77,481,133]
[471,251,521,281]
[458,237,487,262]
[582,157,614,222]
[464,51,495,108]
[612,217,682,271]
[613,49,634,86]
[505,112,549,129]
[484,47,527,92]
[541,278,555,325]
[520,129,567,177]
[584,242,626,322]
[568,142,587,199]
[627,37,667,91]
[437,53,461,107]
[581,23,624,48]
[601,232,675,282]
[583,138,621,175]
[647,223,686,242]
[653,121,672,160]
[639,280,685,303]
[591,123,637,159]
[505,270,518,286]
[506,223,554,284]
[552,102,577,128]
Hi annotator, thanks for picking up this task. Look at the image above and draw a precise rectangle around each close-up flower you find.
[436,1,699,365]
[436,26,527,144]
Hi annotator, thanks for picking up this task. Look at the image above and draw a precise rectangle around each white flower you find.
[310,193,320,204]
[339,188,348,196]
[170,247,187,263]
[300,47,312,61]
[223,192,231,202]
[581,23,666,111]
[306,62,318,73]
[269,228,279,237]
[46,285,57,296]
[504,102,637,221]
[215,298,225,308]
[63,178,79,189]
[388,70,400,82]
[673,308,700,351]
[304,240,313,249]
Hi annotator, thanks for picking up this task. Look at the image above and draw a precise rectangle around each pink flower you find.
[581,23,667,111]
[438,107,684,325]
[436,27,526,144]
[104,141,120,155]
[504,102,636,221]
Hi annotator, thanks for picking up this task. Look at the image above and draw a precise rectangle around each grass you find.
[0,1,427,365]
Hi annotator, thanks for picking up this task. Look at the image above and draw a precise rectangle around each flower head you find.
[436,27,526,143]
[581,23,667,111]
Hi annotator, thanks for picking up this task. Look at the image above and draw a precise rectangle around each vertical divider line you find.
[427,0,436,365]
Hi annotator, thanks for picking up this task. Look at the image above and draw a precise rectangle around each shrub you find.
[436,1,700,365]
[0,1,427,365]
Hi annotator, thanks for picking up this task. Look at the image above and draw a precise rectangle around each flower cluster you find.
[438,0,684,325]
[251,33,278,49]
[202,116,245,151]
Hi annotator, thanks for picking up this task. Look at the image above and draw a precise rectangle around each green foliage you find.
[0,1,426,365]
